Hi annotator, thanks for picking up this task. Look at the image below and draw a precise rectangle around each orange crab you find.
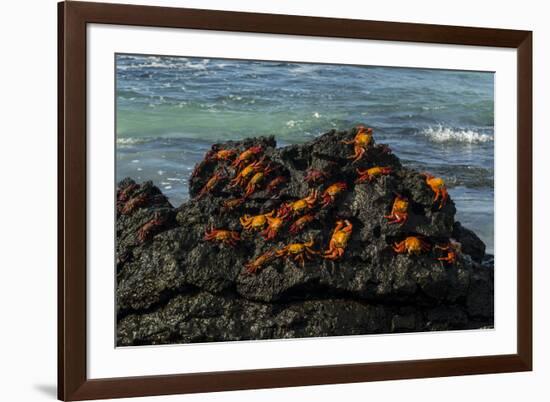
[240,211,273,232]
[435,240,461,265]
[321,182,347,208]
[261,211,286,240]
[244,250,277,274]
[289,214,315,234]
[275,239,319,267]
[203,227,241,247]
[384,195,409,225]
[323,219,353,260]
[393,236,431,255]
[229,159,264,188]
[120,193,148,215]
[422,173,449,209]
[231,145,263,169]
[137,213,167,243]
[342,125,374,163]
[356,166,392,183]
[196,170,226,199]
[278,190,318,218]
[206,148,237,163]
[244,165,274,198]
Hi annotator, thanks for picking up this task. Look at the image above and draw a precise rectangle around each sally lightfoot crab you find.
[244,249,276,274]
[240,211,272,232]
[278,190,318,218]
[244,164,274,198]
[261,210,286,240]
[205,148,237,163]
[275,239,319,267]
[321,182,347,208]
[137,213,167,243]
[196,169,226,199]
[231,145,263,169]
[422,173,449,209]
[356,166,392,183]
[229,159,265,188]
[289,214,315,234]
[323,219,353,260]
[120,193,149,215]
[435,240,461,265]
[393,236,431,255]
[342,125,374,163]
[384,194,409,225]
[304,168,329,185]
[203,227,241,247]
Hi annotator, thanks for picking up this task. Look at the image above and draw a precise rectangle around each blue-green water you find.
[116,54,494,253]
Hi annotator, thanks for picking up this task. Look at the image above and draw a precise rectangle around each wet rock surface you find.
[116,128,494,346]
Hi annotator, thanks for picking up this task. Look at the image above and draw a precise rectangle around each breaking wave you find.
[421,125,493,144]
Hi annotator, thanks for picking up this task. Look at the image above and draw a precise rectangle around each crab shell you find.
[244,250,276,274]
[240,212,272,231]
[279,190,318,217]
[424,174,449,209]
[204,228,241,246]
[393,236,430,255]
[275,240,318,267]
[261,214,285,240]
[384,195,409,224]
[232,146,263,168]
[323,220,353,260]
[321,182,347,207]
[356,166,392,183]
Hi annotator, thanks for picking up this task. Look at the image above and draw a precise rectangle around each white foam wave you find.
[116,137,151,146]
[421,125,493,144]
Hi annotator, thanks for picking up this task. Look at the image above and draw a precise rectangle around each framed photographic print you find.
[58,1,532,400]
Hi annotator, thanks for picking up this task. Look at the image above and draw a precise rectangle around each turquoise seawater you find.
[116,54,494,253]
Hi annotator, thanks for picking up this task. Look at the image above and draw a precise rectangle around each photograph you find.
[115,54,495,346]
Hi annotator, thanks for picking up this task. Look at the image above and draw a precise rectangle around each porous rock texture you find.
[116,128,493,346]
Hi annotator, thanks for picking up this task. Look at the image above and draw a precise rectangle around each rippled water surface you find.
[116,54,494,253]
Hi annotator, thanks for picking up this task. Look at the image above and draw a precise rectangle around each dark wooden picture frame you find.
[58,1,532,400]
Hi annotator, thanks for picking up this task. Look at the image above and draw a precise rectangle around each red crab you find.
[384,195,409,225]
[203,227,241,247]
[342,125,374,163]
[289,214,315,234]
[243,164,274,198]
[304,168,328,185]
[231,145,263,169]
[117,183,140,203]
[229,158,265,188]
[435,240,461,265]
[321,182,347,208]
[355,166,392,183]
[120,193,149,215]
[137,213,167,243]
[266,176,288,194]
[421,173,449,209]
[278,190,318,218]
[260,210,286,240]
[244,250,277,274]
[323,219,353,260]
[393,236,430,255]
[205,148,237,163]
[196,170,226,199]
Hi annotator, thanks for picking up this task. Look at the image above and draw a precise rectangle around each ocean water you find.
[116,54,494,253]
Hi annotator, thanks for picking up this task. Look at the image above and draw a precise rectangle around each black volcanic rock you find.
[116,128,493,346]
